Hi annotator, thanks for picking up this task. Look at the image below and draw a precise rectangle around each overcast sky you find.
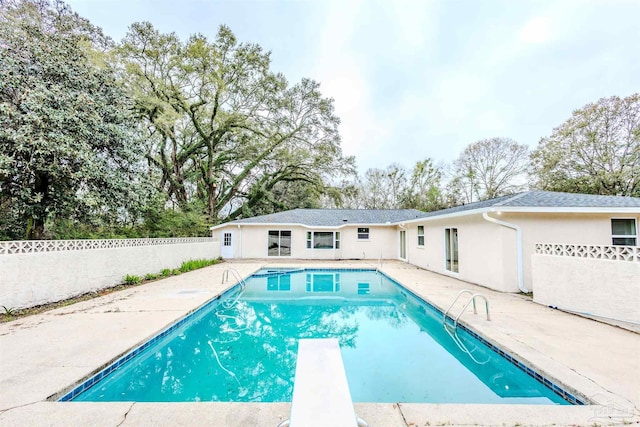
[66,0,640,173]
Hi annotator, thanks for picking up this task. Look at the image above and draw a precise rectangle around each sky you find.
[65,0,640,174]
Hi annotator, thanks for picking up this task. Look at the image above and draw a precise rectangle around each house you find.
[211,191,640,294]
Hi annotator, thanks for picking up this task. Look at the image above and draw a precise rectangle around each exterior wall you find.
[500,212,640,292]
[0,238,219,309]
[212,210,639,295]
[532,251,640,324]
[212,225,399,260]
[404,215,519,292]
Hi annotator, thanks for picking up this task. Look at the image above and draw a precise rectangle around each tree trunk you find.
[27,172,49,240]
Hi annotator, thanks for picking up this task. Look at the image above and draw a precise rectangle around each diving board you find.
[287,338,363,427]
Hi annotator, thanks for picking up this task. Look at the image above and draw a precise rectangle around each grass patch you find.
[1,258,222,323]
[179,258,218,273]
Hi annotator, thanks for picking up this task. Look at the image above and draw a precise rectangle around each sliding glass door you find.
[445,228,458,273]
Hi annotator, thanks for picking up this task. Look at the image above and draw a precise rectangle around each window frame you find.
[357,227,370,240]
[306,231,341,249]
[611,218,638,246]
[417,225,425,247]
[267,230,292,257]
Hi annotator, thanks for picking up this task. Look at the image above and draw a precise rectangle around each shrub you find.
[124,274,141,285]
[160,268,171,277]
[179,258,218,273]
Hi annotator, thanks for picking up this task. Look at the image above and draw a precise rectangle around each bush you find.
[124,274,142,285]
[179,258,218,273]
[160,268,171,278]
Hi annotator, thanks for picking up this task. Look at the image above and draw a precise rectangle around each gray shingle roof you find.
[420,190,640,219]
[214,191,639,229]
[228,209,426,227]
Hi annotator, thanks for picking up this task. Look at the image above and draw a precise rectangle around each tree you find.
[450,137,529,203]
[401,158,445,211]
[531,94,640,196]
[119,23,354,223]
[0,0,147,239]
[356,164,407,209]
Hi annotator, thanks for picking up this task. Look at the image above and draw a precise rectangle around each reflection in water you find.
[74,271,568,404]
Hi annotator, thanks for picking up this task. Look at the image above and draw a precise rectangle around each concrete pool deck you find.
[0,260,638,426]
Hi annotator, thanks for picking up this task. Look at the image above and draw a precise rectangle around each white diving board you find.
[285,338,366,427]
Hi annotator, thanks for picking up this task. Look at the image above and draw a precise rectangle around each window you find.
[611,219,637,246]
[223,232,232,246]
[357,227,370,240]
[417,225,425,246]
[268,230,291,256]
[307,231,340,249]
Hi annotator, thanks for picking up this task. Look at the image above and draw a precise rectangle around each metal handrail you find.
[443,290,475,322]
[443,290,490,328]
[221,268,247,290]
[454,294,490,327]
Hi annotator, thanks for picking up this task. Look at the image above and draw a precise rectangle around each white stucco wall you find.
[0,239,219,309]
[531,254,640,324]
[404,215,519,293]
[213,225,400,260]
[500,212,640,292]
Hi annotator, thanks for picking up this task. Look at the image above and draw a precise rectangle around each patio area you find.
[0,260,638,426]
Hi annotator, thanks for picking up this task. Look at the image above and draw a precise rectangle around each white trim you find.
[211,222,393,231]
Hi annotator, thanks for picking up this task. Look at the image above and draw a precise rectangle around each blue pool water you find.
[68,269,573,404]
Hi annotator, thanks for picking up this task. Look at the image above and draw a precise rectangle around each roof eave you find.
[210,221,402,230]
[400,205,640,225]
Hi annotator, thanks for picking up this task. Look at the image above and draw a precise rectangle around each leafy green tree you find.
[450,137,529,203]
[119,23,354,223]
[531,94,640,196]
[0,0,147,239]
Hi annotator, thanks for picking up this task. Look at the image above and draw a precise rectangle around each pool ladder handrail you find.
[221,268,247,291]
[443,289,491,328]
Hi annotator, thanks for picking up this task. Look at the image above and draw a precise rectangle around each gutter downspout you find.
[237,224,242,259]
[482,212,529,293]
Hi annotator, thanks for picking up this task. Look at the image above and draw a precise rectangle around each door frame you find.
[399,229,407,261]
[221,230,234,259]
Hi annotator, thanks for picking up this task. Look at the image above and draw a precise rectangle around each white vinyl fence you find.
[0,238,220,309]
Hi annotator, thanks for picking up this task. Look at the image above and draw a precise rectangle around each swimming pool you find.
[63,268,579,404]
